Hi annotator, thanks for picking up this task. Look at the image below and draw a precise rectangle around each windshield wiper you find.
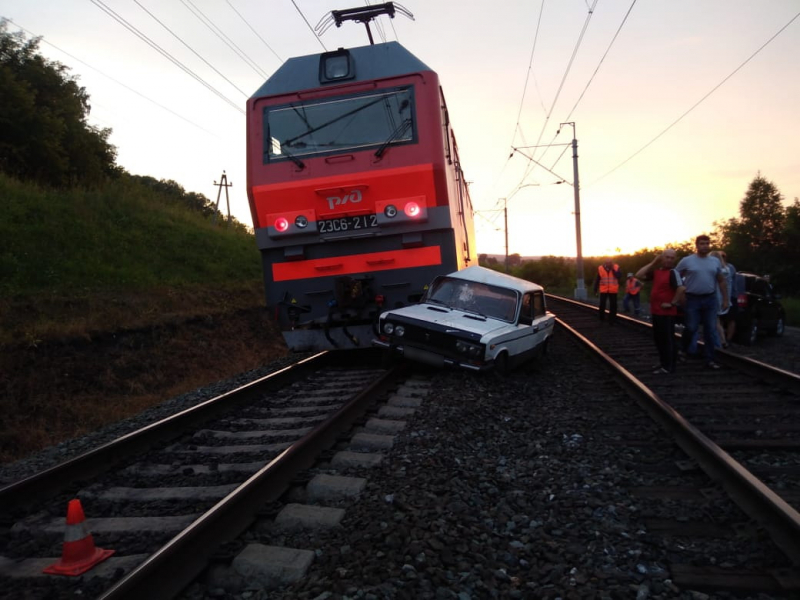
[283,95,388,148]
[374,118,412,158]
[279,147,305,170]
[427,297,450,307]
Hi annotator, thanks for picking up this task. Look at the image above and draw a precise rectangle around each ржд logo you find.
[326,189,363,210]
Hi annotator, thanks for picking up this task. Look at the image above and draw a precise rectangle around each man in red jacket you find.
[636,249,686,374]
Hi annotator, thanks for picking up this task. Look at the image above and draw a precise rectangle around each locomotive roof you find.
[250,41,432,98]
[446,266,545,294]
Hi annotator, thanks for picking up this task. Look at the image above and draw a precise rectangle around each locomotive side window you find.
[264,88,415,162]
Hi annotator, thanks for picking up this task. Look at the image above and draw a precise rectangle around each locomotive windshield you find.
[265,88,414,161]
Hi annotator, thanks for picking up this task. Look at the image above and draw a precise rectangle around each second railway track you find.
[547,296,800,565]
[3,297,800,598]
[0,349,427,599]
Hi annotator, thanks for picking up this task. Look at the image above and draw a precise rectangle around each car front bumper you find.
[372,339,488,372]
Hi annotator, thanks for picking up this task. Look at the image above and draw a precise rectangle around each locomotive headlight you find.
[319,49,353,83]
[383,322,394,335]
[295,215,308,228]
[275,217,289,233]
[394,325,405,337]
[404,202,421,217]
[384,205,398,218]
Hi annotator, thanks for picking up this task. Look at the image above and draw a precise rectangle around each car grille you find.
[400,323,458,353]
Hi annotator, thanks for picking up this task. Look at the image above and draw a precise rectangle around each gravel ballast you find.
[3,330,794,599]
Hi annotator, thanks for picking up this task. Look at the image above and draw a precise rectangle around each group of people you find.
[593,235,737,374]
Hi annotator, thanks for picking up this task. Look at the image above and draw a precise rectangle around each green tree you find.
[776,198,800,292]
[0,21,117,187]
[715,173,786,280]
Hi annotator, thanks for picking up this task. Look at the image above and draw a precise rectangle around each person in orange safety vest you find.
[593,259,621,323]
[623,273,643,316]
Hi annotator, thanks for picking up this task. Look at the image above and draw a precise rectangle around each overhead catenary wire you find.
[591,8,800,187]
[530,0,599,161]
[538,0,638,177]
[510,0,546,152]
[509,0,599,200]
[225,0,282,64]
[560,0,637,127]
[291,0,327,51]
[4,19,221,138]
[89,0,244,114]
[134,0,249,98]
[181,0,270,79]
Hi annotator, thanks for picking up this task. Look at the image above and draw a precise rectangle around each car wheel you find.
[770,317,785,337]
[539,337,550,357]
[380,350,397,369]
[743,320,759,346]
[494,352,511,376]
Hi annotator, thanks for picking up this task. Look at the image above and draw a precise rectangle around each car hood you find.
[383,304,514,337]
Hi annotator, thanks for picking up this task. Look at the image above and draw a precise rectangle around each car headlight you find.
[383,322,394,335]
[456,340,483,357]
[395,325,405,337]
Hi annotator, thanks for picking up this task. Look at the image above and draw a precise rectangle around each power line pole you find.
[559,122,587,300]
[502,198,509,273]
[212,171,232,226]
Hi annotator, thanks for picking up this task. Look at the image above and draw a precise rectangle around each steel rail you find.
[556,317,800,567]
[0,351,330,512]
[547,293,800,393]
[98,361,407,600]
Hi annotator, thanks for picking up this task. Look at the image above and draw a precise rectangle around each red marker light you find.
[404,202,420,217]
[274,217,289,232]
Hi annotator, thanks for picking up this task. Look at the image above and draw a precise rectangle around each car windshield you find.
[426,277,518,322]
[265,88,414,161]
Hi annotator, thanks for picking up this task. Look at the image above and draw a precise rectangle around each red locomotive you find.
[246,5,476,351]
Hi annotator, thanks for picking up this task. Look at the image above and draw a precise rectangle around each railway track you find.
[547,296,800,579]
[3,298,800,597]
[0,349,430,599]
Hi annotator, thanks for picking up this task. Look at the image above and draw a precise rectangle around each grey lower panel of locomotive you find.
[283,323,378,352]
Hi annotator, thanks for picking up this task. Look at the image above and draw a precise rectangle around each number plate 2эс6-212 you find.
[318,214,378,233]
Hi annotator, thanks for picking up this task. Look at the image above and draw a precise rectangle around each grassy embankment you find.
[0,173,265,343]
[0,173,287,463]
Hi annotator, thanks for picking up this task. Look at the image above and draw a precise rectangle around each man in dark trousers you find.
[676,235,729,369]
[636,249,685,374]
[594,258,621,323]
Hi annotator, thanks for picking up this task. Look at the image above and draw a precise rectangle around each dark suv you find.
[735,272,785,345]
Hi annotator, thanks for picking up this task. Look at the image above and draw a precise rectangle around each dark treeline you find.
[0,21,246,229]
[482,173,800,295]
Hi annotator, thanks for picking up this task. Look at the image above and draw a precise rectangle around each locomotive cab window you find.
[264,88,415,162]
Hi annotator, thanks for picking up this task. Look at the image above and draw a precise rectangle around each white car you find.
[373,266,555,372]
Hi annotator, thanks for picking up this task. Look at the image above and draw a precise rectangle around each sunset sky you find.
[4,1,799,258]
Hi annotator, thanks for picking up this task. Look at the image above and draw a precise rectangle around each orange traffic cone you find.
[43,499,115,576]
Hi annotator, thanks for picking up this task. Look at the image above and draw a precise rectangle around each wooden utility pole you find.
[212,171,232,225]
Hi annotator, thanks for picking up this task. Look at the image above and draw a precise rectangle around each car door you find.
[530,291,552,347]
[516,292,550,362]
[753,278,779,329]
